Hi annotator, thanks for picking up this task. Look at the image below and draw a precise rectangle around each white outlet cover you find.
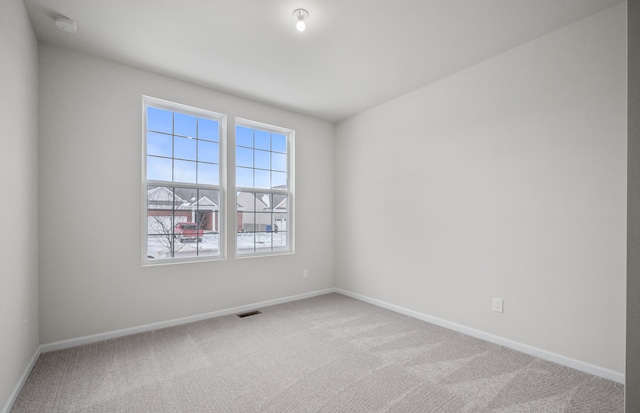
[493,298,504,313]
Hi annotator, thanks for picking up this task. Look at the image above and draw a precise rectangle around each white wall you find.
[0,0,40,410]
[336,4,626,373]
[38,44,335,344]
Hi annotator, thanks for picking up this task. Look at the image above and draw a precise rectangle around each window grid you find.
[143,97,225,264]
[147,185,221,260]
[235,122,292,256]
[147,108,220,186]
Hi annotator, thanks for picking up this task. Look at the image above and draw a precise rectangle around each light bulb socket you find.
[292,8,309,31]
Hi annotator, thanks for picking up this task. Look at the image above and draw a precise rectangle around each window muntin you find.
[146,106,220,185]
[147,186,221,260]
[235,121,293,256]
[143,97,225,264]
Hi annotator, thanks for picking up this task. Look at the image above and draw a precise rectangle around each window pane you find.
[174,112,197,138]
[196,198,220,254]
[273,194,288,212]
[254,232,273,247]
[198,163,219,185]
[255,213,274,232]
[147,132,172,157]
[238,192,263,233]
[147,107,172,134]
[147,185,178,260]
[147,214,174,236]
[272,134,287,153]
[271,152,287,172]
[271,227,287,248]
[174,136,197,160]
[272,171,287,189]
[255,150,270,170]
[255,192,272,210]
[198,118,218,142]
[147,156,172,181]
[236,190,289,253]
[197,189,219,232]
[173,187,197,254]
[236,167,253,188]
[173,186,197,206]
[147,234,178,260]
[197,235,219,257]
[254,169,270,189]
[174,160,197,183]
[236,126,253,147]
[198,141,218,164]
[255,129,270,150]
[237,191,257,213]
[236,146,253,168]
[274,216,288,232]
[171,188,200,259]
[147,185,177,208]
[237,232,255,251]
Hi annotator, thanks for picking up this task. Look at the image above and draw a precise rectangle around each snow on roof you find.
[147,186,186,203]
[148,187,220,209]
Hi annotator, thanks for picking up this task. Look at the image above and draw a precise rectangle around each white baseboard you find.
[40,288,336,353]
[5,289,336,413]
[1,346,41,413]
[335,288,624,384]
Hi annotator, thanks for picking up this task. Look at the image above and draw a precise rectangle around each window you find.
[143,97,225,263]
[235,119,293,256]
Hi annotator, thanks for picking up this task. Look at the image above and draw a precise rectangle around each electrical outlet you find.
[492,298,504,313]
[303,269,309,278]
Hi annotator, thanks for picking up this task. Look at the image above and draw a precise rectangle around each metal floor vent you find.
[237,310,262,318]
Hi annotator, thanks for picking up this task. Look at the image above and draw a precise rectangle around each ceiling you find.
[23,0,624,123]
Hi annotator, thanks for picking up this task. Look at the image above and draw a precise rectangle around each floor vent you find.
[237,310,262,318]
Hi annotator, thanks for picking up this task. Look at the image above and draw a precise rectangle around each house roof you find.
[147,186,185,204]
[237,191,288,212]
[148,186,285,212]
[148,187,219,210]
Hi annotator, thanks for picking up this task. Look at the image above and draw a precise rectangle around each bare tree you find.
[147,186,218,259]
[148,214,186,258]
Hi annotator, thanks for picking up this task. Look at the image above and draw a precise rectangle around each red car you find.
[174,222,204,242]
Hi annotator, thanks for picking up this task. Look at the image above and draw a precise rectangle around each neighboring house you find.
[237,190,288,232]
[148,186,287,234]
[193,195,218,231]
[147,186,219,233]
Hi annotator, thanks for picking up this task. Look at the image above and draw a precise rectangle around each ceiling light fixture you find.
[54,16,78,33]
[292,8,309,32]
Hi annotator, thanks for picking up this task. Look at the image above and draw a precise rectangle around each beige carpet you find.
[12,293,623,412]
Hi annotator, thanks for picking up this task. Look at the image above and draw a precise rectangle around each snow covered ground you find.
[147,232,288,260]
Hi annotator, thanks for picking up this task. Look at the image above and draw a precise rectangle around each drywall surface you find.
[0,0,40,410]
[627,0,639,409]
[336,4,626,373]
[38,44,335,344]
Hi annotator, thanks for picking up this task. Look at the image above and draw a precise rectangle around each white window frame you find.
[142,96,226,265]
[235,117,294,257]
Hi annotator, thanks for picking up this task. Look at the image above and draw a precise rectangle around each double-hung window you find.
[235,119,293,256]
[143,97,225,263]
